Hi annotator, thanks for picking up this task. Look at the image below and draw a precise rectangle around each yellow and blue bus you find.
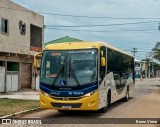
[39,41,135,112]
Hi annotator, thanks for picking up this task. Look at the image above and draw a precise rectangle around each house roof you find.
[44,36,83,47]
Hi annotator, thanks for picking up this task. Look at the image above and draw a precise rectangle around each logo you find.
[2,119,11,124]
[50,92,60,95]
[63,97,68,101]
[60,80,66,86]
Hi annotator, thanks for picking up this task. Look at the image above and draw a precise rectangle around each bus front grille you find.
[51,97,82,101]
[68,97,82,100]
[51,103,82,108]
[51,97,63,100]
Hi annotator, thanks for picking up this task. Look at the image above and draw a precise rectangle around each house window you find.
[1,18,8,34]
[30,24,42,52]
[19,20,26,35]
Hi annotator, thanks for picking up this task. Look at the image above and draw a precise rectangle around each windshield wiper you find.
[51,63,65,86]
[68,58,80,86]
[69,66,81,86]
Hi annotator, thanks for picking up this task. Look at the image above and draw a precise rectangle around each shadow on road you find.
[45,97,134,118]
[107,97,134,112]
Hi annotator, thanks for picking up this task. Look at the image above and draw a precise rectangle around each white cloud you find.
[11,0,160,59]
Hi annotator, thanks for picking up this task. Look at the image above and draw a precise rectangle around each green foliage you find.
[153,62,160,70]
[152,42,160,61]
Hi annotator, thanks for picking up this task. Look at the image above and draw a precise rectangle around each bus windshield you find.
[40,49,98,87]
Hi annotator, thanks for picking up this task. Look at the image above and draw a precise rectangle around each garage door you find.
[7,71,19,92]
[0,67,5,92]
[21,63,31,89]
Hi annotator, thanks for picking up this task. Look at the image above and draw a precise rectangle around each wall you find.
[0,0,44,55]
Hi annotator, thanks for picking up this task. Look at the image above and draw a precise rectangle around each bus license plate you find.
[61,106,72,109]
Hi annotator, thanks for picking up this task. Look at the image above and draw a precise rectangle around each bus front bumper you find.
[40,91,99,111]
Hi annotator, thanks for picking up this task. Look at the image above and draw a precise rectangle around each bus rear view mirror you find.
[101,57,106,67]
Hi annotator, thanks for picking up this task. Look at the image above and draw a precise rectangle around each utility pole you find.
[148,58,151,78]
[131,48,137,58]
[146,52,154,78]
[152,58,154,77]
[145,54,148,78]
[131,48,137,81]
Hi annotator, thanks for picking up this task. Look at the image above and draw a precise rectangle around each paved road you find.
[11,78,160,127]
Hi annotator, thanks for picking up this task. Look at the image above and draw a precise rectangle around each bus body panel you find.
[98,79,110,109]
[98,71,134,110]
[38,41,135,111]
[40,90,99,110]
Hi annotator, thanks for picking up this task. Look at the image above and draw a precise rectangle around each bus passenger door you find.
[114,74,122,95]
[98,46,108,109]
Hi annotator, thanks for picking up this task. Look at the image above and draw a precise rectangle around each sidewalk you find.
[0,89,39,100]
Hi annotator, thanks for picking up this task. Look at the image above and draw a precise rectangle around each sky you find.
[11,0,160,60]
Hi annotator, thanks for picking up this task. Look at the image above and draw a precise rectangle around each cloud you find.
[11,0,160,59]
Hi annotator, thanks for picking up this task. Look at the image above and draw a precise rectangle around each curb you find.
[0,107,41,118]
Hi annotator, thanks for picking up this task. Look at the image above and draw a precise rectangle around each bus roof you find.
[44,41,133,57]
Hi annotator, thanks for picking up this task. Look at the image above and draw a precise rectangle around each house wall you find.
[0,55,36,91]
[0,0,44,92]
[0,0,44,55]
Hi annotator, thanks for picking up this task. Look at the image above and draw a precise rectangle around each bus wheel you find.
[123,86,129,102]
[58,110,66,113]
[99,96,109,113]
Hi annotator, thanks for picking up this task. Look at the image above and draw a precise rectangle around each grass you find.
[0,98,39,117]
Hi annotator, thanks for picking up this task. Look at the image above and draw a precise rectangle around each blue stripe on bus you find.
[40,83,98,97]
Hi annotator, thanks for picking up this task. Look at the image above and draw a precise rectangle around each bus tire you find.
[58,110,66,113]
[99,93,110,113]
[123,86,129,102]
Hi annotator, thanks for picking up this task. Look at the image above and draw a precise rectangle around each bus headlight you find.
[41,90,49,97]
[84,90,96,97]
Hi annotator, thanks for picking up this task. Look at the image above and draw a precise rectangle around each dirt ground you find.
[1,78,160,127]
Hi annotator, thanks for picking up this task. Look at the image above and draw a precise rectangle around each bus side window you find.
[100,46,107,82]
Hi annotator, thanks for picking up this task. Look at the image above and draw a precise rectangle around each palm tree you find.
[152,42,160,61]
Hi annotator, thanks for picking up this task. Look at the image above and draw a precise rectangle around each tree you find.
[153,62,160,71]
[152,42,160,61]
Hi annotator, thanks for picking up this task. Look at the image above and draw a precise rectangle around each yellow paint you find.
[34,52,42,68]
[44,41,131,57]
[40,90,99,111]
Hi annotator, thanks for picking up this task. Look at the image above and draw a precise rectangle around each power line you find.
[40,13,160,19]
[0,6,160,20]
[122,48,152,51]
[136,51,151,52]
[45,21,159,28]
[120,46,153,48]
[1,6,159,29]
[123,49,151,53]
[45,27,158,33]
[124,48,152,58]
[137,52,150,54]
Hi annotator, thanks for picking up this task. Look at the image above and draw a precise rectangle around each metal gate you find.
[7,71,19,92]
[0,67,5,92]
